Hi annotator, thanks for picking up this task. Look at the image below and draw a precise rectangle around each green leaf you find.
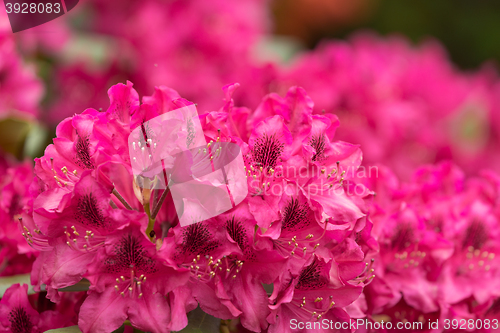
[44,325,82,333]
[23,121,49,158]
[0,274,33,297]
[0,276,91,298]
[0,117,33,159]
[174,307,221,333]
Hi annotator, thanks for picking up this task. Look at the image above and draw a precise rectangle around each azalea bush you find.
[1,1,500,333]
[17,82,376,332]
[0,81,499,332]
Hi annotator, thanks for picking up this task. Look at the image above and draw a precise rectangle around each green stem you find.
[145,183,171,242]
[144,202,156,242]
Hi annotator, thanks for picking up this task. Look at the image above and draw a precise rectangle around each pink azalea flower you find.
[30,173,148,301]
[34,110,104,192]
[162,203,286,332]
[403,163,500,306]
[205,85,366,231]
[80,220,190,333]
[0,284,71,332]
[363,161,500,327]
[372,206,452,313]
[267,255,363,333]
[437,200,500,305]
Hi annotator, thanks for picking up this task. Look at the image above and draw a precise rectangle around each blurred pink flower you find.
[363,161,500,327]
[0,161,37,276]
[281,33,500,179]
[0,31,43,119]
[38,0,274,124]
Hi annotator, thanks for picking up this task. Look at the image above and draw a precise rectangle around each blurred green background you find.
[273,0,500,70]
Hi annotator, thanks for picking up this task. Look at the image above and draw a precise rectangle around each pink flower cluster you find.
[11,82,374,332]
[361,161,500,329]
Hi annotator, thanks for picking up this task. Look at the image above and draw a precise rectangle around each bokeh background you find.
[274,0,500,69]
[2,0,500,179]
